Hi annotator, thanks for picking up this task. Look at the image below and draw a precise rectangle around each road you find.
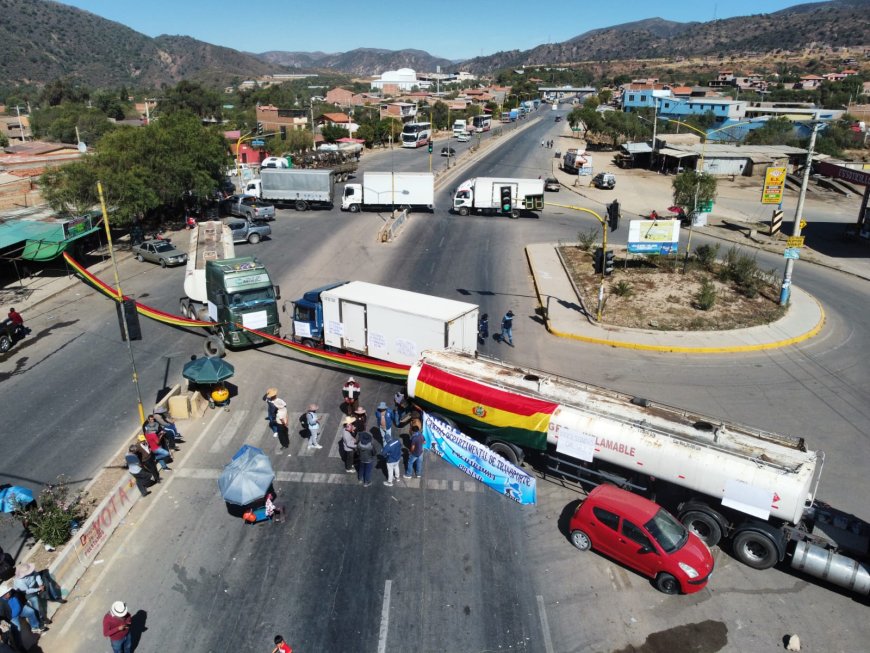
[4,106,869,652]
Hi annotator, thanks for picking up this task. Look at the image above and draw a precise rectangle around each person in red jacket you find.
[272,634,292,653]
[103,601,132,653]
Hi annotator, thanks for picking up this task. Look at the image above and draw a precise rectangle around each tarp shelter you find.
[0,206,102,261]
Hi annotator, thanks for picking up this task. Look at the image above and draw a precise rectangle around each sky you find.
[61,0,812,61]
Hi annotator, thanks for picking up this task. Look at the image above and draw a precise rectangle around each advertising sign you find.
[627,219,680,255]
[422,413,537,505]
[761,166,787,204]
[783,248,800,260]
[786,236,805,248]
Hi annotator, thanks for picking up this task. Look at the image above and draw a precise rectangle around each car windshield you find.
[154,242,175,253]
[228,287,275,306]
[644,509,689,553]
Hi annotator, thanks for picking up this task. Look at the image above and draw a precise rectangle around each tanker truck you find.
[406,350,870,596]
[180,220,281,356]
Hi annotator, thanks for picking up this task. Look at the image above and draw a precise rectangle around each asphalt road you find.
[5,106,870,652]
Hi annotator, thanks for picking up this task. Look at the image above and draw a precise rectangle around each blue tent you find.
[0,485,35,513]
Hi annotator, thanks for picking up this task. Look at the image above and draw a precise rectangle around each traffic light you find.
[607,199,620,232]
[593,247,603,274]
[256,122,263,135]
[280,125,287,140]
[604,250,615,276]
[427,140,433,153]
[500,186,512,215]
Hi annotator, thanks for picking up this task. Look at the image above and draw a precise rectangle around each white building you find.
[371,68,429,92]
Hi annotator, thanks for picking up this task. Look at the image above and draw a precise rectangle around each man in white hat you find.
[305,403,323,450]
[102,600,132,652]
[0,580,45,636]
[342,377,361,413]
[13,563,63,626]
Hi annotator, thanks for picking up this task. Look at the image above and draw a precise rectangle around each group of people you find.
[540,139,555,149]
[125,407,184,497]
[0,562,65,649]
[478,310,514,346]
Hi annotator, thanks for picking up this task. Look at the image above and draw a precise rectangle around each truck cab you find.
[341,184,363,212]
[286,281,346,346]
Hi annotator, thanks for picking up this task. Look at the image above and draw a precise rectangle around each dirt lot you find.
[559,245,787,331]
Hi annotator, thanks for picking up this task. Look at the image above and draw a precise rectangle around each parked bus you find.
[401,122,432,148]
[472,115,492,133]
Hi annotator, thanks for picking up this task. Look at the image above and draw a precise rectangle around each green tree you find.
[321,123,349,143]
[746,117,797,146]
[672,171,717,214]
[40,163,101,216]
[158,81,223,120]
[39,78,89,107]
[431,101,449,130]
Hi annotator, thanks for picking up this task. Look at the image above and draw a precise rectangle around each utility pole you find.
[780,112,821,306]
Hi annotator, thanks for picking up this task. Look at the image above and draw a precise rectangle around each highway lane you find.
[9,106,870,651]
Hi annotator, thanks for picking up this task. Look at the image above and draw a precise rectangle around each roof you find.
[658,147,696,159]
[586,485,660,521]
[320,113,350,123]
[621,142,653,154]
[324,281,477,321]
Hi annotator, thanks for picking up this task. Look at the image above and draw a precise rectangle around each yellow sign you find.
[787,236,805,248]
[800,219,807,230]
[761,166,787,204]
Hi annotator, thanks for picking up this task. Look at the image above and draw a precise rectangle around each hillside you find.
[257,48,455,77]
[0,0,285,88]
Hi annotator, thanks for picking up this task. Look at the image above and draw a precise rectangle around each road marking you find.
[377,579,392,653]
[208,408,250,454]
[328,420,344,458]
[536,595,556,653]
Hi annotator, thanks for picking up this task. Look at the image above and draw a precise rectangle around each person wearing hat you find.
[340,416,357,472]
[273,398,290,451]
[352,405,368,435]
[263,388,279,437]
[0,580,44,636]
[500,310,515,346]
[125,445,153,497]
[342,377,361,413]
[374,401,398,441]
[357,431,378,487]
[102,600,132,652]
[305,403,323,450]
[381,431,403,487]
[13,563,63,626]
[133,435,160,484]
[152,404,183,449]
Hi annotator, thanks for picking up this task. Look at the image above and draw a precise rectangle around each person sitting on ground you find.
[152,406,183,448]
[264,493,285,523]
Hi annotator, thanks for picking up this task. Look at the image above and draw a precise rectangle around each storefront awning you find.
[658,147,696,159]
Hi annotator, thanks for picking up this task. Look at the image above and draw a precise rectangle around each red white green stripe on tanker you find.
[411,362,558,450]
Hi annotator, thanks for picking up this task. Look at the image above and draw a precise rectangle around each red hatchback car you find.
[569,485,714,594]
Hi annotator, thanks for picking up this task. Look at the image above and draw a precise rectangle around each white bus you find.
[472,115,492,133]
[401,122,432,148]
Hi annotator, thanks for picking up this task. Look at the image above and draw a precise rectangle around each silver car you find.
[132,240,188,267]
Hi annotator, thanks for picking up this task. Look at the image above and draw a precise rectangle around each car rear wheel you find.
[0,335,11,353]
[570,529,591,551]
[136,254,144,262]
[655,573,680,595]
[248,233,261,244]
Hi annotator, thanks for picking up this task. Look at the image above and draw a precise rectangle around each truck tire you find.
[489,441,522,466]
[248,233,261,244]
[136,254,144,262]
[459,207,469,216]
[295,200,308,212]
[679,509,724,547]
[570,529,591,551]
[204,335,226,358]
[510,209,520,219]
[732,528,780,570]
[654,573,680,595]
[179,300,190,319]
[0,335,11,353]
[349,204,360,213]
[301,338,317,349]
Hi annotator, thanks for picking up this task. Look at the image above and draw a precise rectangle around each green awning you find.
[21,223,102,261]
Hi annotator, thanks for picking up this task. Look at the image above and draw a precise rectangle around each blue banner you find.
[422,413,537,505]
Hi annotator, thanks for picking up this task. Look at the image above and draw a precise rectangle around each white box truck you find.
[453,177,545,218]
[287,281,478,366]
[342,172,434,213]
[252,168,335,211]
[452,119,468,136]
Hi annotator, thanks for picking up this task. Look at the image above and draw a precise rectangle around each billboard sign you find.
[627,219,680,255]
[761,166,787,204]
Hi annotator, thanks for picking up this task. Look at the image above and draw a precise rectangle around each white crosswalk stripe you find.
[208,409,250,454]
[295,411,331,456]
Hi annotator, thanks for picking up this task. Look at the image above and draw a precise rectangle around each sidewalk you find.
[526,243,825,353]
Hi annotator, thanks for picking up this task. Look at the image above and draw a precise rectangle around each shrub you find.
[577,228,598,251]
[695,278,717,310]
[613,280,633,297]
[16,476,89,548]
[694,243,719,271]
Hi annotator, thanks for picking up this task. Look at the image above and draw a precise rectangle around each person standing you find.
[478,313,489,344]
[500,310,514,346]
[342,377,361,413]
[382,432,403,486]
[305,404,322,449]
[357,432,376,487]
[274,398,290,451]
[340,417,357,473]
[125,446,152,497]
[102,601,132,653]
[393,390,407,422]
[352,405,368,435]
[404,424,426,479]
[374,401,397,441]
[13,564,63,626]
[263,388,279,437]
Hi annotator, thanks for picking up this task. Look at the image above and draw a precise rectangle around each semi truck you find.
[406,351,870,596]
[286,281,478,366]
[246,169,335,211]
[452,119,468,136]
[341,172,434,213]
[180,220,281,356]
[453,177,545,218]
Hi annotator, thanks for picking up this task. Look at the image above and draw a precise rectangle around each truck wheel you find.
[349,204,360,213]
[0,335,11,353]
[490,442,522,466]
[179,300,190,318]
[301,339,317,349]
[136,254,144,262]
[679,509,723,547]
[204,335,226,358]
[510,209,520,219]
[459,207,469,216]
[295,200,308,211]
[654,573,680,595]
[248,233,261,244]
[732,529,779,570]
[570,529,591,551]
[160,258,167,268]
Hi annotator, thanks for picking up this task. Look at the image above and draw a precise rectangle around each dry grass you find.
[559,246,787,331]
